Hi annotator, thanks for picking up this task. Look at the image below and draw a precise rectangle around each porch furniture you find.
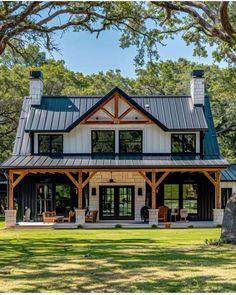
[42,211,64,223]
[140,205,150,222]
[170,208,179,222]
[158,206,169,222]
[180,209,188,222]
[23,207,31,222]
[85,210,98,223]
[62,211,75,222]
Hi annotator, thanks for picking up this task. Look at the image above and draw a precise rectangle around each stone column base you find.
[74,209,86,225]
[5,210,16,228]
[148,209,159,225]
[213,209,224,225]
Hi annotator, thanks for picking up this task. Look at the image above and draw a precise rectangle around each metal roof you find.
[221,164,236,182]
[0,155,228,169]
[25,87,208,132]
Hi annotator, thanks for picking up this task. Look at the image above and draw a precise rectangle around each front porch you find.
[15,220,216,229]
[3,160,226,228]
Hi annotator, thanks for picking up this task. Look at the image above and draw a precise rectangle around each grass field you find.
[0,217,236,292]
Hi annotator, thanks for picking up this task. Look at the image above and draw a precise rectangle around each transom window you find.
[119,130,142,153]
[171,134,196,153]
[38,134,63,154]
[92,130,115,153]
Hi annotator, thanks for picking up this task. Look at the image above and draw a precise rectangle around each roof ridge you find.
[42,94,192,99]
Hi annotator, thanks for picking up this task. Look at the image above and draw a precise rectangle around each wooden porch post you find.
[215,170,221,209]
[151,171,156,209]
[78,170,83,209]
[8,170,14,210]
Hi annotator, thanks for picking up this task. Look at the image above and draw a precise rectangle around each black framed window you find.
[183,184,198,214]
[92,130,115,153]
[119,130,142,153]
[164,184,179,209]
[38,134,63,154]
[171,134,196,153]
[221,188,232,209]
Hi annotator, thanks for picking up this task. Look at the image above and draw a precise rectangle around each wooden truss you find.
[81,92,153,125]
[7,167,222,211]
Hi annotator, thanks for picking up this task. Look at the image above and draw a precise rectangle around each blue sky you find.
[50,29,223,78]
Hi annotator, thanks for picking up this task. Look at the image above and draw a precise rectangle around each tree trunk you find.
[221,192,236,244]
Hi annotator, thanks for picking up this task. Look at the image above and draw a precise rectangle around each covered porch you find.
[2,155,227,228]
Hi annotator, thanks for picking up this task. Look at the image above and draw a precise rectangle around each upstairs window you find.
[171,134,196,153]
[92,130,115,153]
[119,130,142,153]
[38,135,63,154]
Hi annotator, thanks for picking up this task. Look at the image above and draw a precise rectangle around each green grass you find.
[0,217,235,292]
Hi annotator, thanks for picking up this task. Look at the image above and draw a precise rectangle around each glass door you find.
[100,186,134,220]
[36,184,53,214]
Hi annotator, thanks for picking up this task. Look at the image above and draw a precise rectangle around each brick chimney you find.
[190,70,205,105]
[29,71,43,105]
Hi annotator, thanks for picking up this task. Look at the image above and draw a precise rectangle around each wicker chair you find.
[85,210,98,223]
[62,211,75,222]
[158,206,169,222]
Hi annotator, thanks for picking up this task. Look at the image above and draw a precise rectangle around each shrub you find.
[151,224,158,229]
[188,225,194,228]
[77,224,83,229]
[115,224,122,229]
[216,224,222,228]
[205,237,226,246]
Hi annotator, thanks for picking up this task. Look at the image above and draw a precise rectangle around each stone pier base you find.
[75,209,86,225]
[213,209,224,225]
[148,209,159,225]
[5,210,16,228]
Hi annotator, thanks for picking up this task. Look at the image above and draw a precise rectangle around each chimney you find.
[29,71,43,105]
[190,70,205,105]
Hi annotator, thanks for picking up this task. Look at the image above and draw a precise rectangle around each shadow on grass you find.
[0,235,236,292]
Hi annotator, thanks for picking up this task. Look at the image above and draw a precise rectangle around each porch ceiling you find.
[1,155,228,169]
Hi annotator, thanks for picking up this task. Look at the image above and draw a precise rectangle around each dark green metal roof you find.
[221,164,236,182]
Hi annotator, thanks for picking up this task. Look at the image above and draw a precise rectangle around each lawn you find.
[0,219,235,292]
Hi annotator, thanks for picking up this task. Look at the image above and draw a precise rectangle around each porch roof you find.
[0,155,228,169]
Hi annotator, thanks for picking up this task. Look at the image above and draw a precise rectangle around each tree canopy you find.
[0,1,236,65]
[0,45,235,162]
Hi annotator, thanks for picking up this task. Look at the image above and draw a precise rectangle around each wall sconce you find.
[91,188,96,196]
[138,188,143,196]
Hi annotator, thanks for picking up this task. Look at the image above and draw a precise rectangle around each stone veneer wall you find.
[89,172,145,221]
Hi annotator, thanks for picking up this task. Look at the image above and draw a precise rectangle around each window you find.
[38,135,63,154]
[119,130,142,153]
[171,134,196,153]
[92,130,115,153]
[183,184,198,214]
[164,184,179,209]
[221,188,232,209]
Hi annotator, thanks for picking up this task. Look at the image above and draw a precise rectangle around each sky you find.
[49,28,225,78]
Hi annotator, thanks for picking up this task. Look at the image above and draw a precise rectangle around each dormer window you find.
[171,134,196,153]
[38,134,63,154]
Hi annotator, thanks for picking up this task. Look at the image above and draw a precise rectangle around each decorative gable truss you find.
[81,92,153,124]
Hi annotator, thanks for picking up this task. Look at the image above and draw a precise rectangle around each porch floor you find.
[15,221,216,229]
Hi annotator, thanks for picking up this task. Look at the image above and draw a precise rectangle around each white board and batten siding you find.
[221,182,236,194]
[34,124,200,154]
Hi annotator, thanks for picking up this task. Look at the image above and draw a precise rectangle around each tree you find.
[1,2,236,65]
[221,192,236,244]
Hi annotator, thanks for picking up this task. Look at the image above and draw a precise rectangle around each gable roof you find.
[221,164,236,182]
[25,87,208,132]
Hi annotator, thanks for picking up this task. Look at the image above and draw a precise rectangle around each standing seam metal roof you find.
[25,87,208,132]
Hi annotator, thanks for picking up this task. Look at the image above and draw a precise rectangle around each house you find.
[1,70,230,228]
[221,164,236,208]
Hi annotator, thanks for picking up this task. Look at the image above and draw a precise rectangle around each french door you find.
[36,184,53,214]
[99,186,134,220]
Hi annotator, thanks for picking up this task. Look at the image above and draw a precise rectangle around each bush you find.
[216,224,222,228]
[115,224,122,229]
[188,225,194,228]
[77,224,83,229]
[151,224,158,229]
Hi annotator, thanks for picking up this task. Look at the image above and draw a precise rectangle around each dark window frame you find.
[91,130,115,154]
[38,134,63,154]
[221,187,232,209]
[119,130,143,154]
[171,133,196,154]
